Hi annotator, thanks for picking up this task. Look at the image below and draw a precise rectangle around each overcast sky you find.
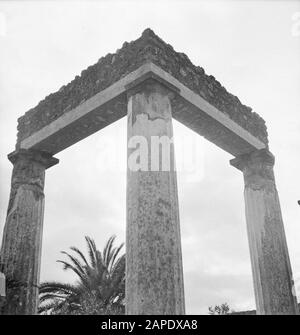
[0,0,300,314]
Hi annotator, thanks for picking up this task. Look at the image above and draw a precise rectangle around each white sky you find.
[0,0,300,314]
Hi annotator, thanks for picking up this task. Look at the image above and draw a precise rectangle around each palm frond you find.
[103,235,116,268]
[39,281,79,294]
[39,293,68,304]
[111,254,125,278]
[60,251,87,276]
[108,242,124,274]
[38,300,64,314]
[70,246,90,268]
[85,236,97,268]
[39,234,126,315]
[56,260,90,287]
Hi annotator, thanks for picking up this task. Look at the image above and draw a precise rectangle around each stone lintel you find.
[17,29,268,147]
[17,62,266,157]
[8,149,59,169]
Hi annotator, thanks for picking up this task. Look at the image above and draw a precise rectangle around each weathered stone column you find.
[0,149,58,315]
[230,149,298,315]
[126,79,185,314]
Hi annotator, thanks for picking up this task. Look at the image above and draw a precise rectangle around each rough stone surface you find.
[16,28,268,148]
[126,81,185,314]
[231,149,298,315]
[0,149,58,315]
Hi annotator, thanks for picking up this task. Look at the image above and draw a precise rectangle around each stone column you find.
[230,149,298,315]
[0,149,58,315]
[126,79,185,315]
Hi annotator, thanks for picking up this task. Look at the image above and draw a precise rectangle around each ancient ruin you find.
[0,29,298,314]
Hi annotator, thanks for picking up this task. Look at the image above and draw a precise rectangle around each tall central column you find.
[126,80,185,315]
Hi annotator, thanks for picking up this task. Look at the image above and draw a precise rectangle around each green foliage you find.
[39,235,125,315]
[208,303,231,315]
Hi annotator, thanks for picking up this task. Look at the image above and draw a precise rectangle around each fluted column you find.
[230,149,298,315]
[0,149,58,315]
[126,80,185,314]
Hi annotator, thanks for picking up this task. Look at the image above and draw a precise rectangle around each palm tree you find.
[39,235,125,315]
[208,303,231,315]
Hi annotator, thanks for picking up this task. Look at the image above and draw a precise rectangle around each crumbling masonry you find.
[0,29,298,315]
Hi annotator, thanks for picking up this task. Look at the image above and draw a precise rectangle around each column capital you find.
[230,148,274,171]
[8,149,59,169]
[230,149,275,189]
[125,71,180,99]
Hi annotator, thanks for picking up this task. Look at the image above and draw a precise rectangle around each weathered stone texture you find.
[126,82,185,314]
[0,150,58,314]
[17,28,267,148]
[231,149,298,315]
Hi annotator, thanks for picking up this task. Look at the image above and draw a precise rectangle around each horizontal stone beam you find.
[15,29,268,157]
[18,62,265,156]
